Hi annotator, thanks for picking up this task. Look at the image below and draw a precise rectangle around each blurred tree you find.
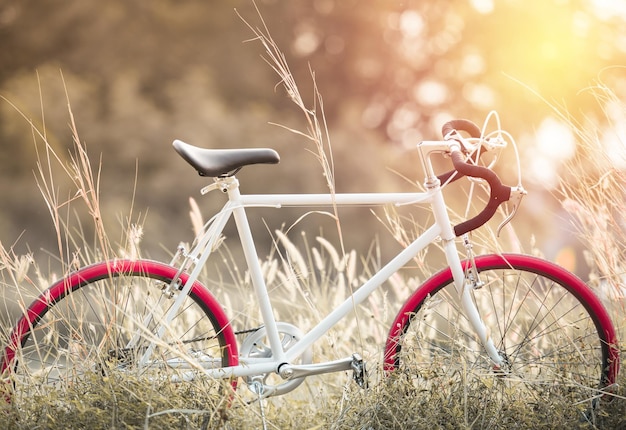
[0,0,624,263]
[2,1,624,145]
[260,0,626,143]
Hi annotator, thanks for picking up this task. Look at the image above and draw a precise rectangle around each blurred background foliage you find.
[1,0,625,275]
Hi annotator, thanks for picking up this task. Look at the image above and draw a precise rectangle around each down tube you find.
[285,223,442,362]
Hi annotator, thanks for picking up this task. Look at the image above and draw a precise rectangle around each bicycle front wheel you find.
[2,260,238,402]
[384,254,619,417]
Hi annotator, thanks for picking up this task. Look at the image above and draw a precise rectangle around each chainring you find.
[240,322,313,397]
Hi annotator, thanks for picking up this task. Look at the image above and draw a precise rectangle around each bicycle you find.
[1,115,620,420]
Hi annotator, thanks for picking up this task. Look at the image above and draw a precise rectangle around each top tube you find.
[236,191,435,208]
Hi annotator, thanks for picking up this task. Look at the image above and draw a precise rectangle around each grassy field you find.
[1,217,625,430]
[0,105,625,428]
[0,239,624,429]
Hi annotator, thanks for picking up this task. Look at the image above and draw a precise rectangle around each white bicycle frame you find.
[140,140,504,382]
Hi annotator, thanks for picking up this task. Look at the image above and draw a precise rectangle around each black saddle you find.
[173,139,280,177]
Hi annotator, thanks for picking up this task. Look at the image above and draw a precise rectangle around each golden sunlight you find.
[530,117,576,186]
[590,0,626,20]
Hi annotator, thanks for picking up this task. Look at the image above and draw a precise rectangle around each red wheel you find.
[385,254,619,415]
[2,260,238,402]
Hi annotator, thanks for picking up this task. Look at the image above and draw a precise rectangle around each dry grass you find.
[1,115,625,428]
[557,81,626,299]
[1,13,626,430]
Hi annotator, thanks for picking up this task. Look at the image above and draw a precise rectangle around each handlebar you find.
[442,118,482,140]
[436,119,482,185]
[435,119,523,237]
[449,150,512,236]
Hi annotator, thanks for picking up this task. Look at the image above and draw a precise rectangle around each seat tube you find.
[227,181,287,362]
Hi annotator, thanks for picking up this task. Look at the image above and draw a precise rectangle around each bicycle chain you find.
[178,325,263,345]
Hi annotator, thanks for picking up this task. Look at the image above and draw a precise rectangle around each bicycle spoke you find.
[388,254,618,421]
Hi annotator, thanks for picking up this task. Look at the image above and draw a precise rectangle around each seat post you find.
[214,175,240,193]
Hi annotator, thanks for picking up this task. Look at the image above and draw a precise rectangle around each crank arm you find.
[278,356,354,380]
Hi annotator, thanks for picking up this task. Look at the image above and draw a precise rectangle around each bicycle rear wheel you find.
[384,254,619,418]
[2,260,238,403]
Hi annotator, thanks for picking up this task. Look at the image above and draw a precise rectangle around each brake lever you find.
[497,186,527,237]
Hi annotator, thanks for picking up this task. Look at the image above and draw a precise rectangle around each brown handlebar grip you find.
[437,119,483,184]
[449,151,511,236]
[441,119,481,139]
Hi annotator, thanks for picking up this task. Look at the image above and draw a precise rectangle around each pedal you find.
[351,353,368,389]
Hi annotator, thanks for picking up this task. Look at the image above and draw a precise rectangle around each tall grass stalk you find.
[235,3,380,358]
[2,73,115,271]
[557,81,626,299]
[236,3,348,262]
[237,3,336,197]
